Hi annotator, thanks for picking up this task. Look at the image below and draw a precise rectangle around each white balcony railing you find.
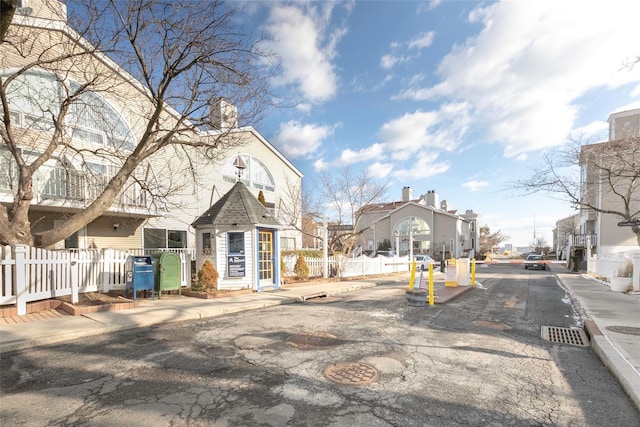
[1,160,148,210]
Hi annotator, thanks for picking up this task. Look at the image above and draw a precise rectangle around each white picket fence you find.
[587,252,639,283]
[281,254,412,279]
[0,245,193,315]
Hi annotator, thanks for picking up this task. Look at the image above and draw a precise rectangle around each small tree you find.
[377,238,391,251]
[479,225,508,259]
[195,260,219,292]
[293,253,309,280]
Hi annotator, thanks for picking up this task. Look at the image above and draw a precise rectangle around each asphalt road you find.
[1,265,639,426]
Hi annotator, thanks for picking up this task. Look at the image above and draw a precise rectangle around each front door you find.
[258,230,274,287]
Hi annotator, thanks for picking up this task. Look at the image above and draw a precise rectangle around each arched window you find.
[3,70,135,150]
[222,154,275,192]
[394,216,431,255]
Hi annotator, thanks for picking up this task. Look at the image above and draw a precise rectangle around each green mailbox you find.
[152,251,182,298]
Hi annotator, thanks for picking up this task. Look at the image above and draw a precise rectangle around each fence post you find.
[14,244,28,316]
[633,253,640,292]
[70,257,79,304]
[102,248,112,293]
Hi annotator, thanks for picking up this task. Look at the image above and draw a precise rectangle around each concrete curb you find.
[590,333,640,411]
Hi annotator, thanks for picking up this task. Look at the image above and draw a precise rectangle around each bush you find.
[294,253,309,279]
[194,260,219,292]
[282,249,322,258]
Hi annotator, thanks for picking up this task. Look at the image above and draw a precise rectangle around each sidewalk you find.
[1,271,638,410]
[556,272,640,410]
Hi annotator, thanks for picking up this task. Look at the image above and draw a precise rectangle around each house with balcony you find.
[560,108,640,269]
[355,187,481,261]
[0,0,303,261]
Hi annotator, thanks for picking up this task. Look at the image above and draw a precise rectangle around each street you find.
[1,265,639,426]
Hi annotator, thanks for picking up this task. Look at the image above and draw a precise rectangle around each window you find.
[144,228,187,249]
[202,232,212,255]
[168,230,186,248]
[222,154,275,192]
[3,71,135,151]
[228,232,244,255]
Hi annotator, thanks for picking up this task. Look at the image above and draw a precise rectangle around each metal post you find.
[632,253,640,292]
[409,231,414,262]
[323,216,328,279]
[428,262,434,305]
[471,258,476,287]
[586,234,592,274]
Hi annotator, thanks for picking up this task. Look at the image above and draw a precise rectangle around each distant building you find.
[355,188,481,260]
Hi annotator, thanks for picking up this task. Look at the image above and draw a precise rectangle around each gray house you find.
[192,182,282,291]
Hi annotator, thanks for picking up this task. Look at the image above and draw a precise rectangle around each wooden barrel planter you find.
[406,290,427,307]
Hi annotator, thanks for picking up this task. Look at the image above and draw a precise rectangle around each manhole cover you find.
[541,326,589,346]
[286,332,341,349]
[605,326,640,336]
[473,320,512,330]
[324,362,378,386]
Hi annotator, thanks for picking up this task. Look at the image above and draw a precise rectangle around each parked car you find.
[525,254,546,270]
[414,254,435,271]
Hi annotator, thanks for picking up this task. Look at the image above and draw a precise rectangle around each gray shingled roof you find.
[192,181,281,228]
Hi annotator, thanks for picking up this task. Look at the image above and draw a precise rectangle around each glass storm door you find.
[258,230,274,286]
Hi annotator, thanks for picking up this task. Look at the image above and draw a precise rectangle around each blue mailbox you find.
[125,255,155,301]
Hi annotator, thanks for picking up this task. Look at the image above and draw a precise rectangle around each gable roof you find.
[192,181,281,228]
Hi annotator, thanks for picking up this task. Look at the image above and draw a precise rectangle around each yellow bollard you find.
[428,262,434,305]
[409,260,417,290]
[471,258,476,287]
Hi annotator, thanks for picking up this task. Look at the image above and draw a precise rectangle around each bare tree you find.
[278,176,321,249]
[479,225,507,258]
[0,0,275,247]
[314,165,388,254]
[515,135,640,247]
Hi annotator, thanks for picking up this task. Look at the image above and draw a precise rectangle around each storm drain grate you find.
[286,332,341,349]
[541,326,589,347]
[324,362,378,386]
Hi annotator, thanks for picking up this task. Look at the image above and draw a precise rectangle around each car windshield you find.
[529,255,543,260]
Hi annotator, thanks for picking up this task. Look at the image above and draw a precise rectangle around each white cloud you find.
[263,3,348,104]
[366,162,394,179]
[408,32,435,50]
[378,102,471,161]
[380,31,435,70]
[380,54,404,70]
[568,121,608,143]
[273,120,336,159]
[326,103,470,180]
[462,180,489,192]
[399,1,640,157]
[313,158,329,171]
[337,143,385,165]
[392,152,450,180]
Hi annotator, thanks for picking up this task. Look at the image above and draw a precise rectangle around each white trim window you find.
[222,154,275,192]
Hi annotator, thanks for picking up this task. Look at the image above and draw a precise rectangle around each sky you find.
[235,0,640,248]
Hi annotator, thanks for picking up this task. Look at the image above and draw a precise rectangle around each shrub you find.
[294,253,309,279]
[194,260,219,292]
[282,249,322,258]
[615,260,633,278]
